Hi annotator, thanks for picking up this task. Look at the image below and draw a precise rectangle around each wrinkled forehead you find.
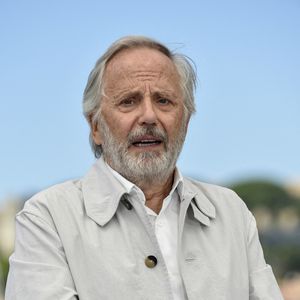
[103,47,180,84]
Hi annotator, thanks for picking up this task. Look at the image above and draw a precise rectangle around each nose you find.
[138,98,158,125]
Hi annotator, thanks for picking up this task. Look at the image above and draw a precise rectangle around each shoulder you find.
[19,179,84,225]
[184,177,243,204]
[184,176,251,222]
[184,177,256,245]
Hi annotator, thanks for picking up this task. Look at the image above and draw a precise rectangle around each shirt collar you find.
[104,160,135,194]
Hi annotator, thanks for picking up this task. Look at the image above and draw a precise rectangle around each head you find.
[82,36,196,185]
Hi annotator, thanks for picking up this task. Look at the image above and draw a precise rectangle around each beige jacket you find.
[5,158,283,300]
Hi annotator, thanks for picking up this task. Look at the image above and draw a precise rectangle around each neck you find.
[138,172,174,214]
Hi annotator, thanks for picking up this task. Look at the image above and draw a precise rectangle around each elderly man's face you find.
[92,47,189,183]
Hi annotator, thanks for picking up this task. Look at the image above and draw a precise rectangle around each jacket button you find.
[145,255,157,268]
[121,197,133,210]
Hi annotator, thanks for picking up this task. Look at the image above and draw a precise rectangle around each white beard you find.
[98,115,187,186]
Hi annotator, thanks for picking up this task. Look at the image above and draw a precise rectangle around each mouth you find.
[131,135,163,148]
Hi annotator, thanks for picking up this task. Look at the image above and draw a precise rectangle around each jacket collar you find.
[182,178,216,226]
[81,158,216,227]
[81,157,127,227]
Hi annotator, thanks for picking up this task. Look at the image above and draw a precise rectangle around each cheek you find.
[104,114,133,139]
[164,117,183,140]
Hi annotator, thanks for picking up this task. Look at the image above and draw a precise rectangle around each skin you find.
[92,47,189,213]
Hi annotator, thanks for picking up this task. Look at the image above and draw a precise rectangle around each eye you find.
[119,98,136,107]
[157,98,171,105]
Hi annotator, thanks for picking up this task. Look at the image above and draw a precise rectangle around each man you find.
[6,36,283,299]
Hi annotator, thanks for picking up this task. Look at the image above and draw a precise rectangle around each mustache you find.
[127,126,168,145]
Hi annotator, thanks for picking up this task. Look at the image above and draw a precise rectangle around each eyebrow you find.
[152,89,179,100]
[111,90,142,103]
[102,87,137,101]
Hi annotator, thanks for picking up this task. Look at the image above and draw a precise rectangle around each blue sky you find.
[0,0,299,201]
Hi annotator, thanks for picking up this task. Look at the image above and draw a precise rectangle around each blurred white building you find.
[0,198,23,257]
[0,197,23,298]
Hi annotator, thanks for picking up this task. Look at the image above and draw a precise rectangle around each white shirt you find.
[107,163,187,300]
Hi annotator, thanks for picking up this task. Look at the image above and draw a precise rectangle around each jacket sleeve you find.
[247,211,283,300]
[5,211,78,300]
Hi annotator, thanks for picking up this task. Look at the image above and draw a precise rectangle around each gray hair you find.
[82,35,197,158]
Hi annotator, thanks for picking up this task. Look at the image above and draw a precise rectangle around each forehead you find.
[103,47,180,87]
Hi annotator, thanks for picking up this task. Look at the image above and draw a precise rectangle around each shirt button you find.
[145,255,157,268]
[156,221,162,227]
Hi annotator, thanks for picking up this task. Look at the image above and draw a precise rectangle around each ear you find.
[90,118,102,145]
[184,115,191,132]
